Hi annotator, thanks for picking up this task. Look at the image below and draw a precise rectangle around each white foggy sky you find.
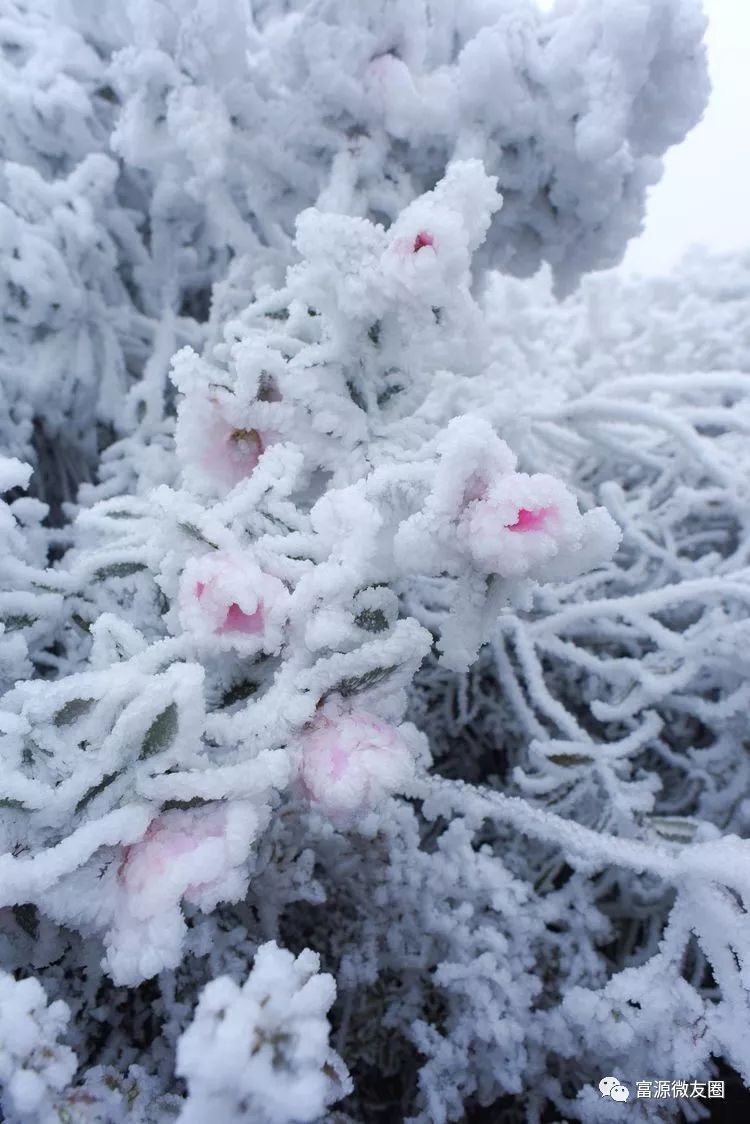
[625,0,750,275]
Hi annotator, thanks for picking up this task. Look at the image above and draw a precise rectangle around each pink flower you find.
[461,473,589,579]
[118,810,228,910]
[299,709,415,825]
[201,412,264,490]
[194,580,264,635]
[392,228,439,259]
[176,390,266,493]
[412,230,435,253]
[505,506,555,533]
[180,552,289,654]
[106,802,264,983]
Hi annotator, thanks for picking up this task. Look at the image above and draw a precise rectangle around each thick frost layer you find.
[0,973,76,1120]
[176,942,351,1124]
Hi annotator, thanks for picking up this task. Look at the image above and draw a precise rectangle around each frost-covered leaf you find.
[546,753,594,767]
[354,608,389,633]
[94,561,147,580]
[327,665,398,699]
[140,703,179,758]
[2,614,35,631]
[75,770,123,814]
[54,698,95,727]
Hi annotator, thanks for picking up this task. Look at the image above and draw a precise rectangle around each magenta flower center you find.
[195,581,265,633]
[506,506,553,533]
[220,601,264,634]
[413,230,435,252]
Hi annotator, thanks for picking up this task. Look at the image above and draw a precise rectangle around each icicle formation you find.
[176,942,351,1124]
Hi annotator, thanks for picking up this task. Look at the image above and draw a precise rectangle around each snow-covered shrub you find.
[176,941,351,1124]
[1,0,711,502]
[70,0,709,293]
[8,1,750,1122]
[0,971,76,1120]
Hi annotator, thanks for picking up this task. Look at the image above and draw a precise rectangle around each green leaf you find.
[94,561,147,580]
[75,770,122,815]
[161,796,213,812]
[178,522,219,549]
[2,614,34,632]
[13,904,38,939]
[546,753,594,767]
[54,698,95,727]
[346,380,367,412]
[377,383,404,407]
[96,85,119,104]
[354,608,389,633]
[221,680,258,708]
[367,321,381,346]
[141,703,179,758]
[0,797,25,811]
[649,817,697,843]
[327,664,398,700]
[266,308,289,321]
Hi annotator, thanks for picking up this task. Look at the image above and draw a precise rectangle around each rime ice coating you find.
[0,35,737,1115]
[0,974,76,1119]
[176,942,351,1124]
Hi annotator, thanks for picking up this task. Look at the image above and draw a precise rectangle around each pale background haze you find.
[536,0,750,275]
[625,0,750,274]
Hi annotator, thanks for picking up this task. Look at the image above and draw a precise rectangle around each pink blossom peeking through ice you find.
[412,230,435,253]
[194,580,265,635]
[299,710,415,824]
[461,472,615,581]
[505,506,554,533]
[179,552,289,653]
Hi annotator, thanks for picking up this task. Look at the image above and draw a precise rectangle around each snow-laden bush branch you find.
[6,1,750,1122]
